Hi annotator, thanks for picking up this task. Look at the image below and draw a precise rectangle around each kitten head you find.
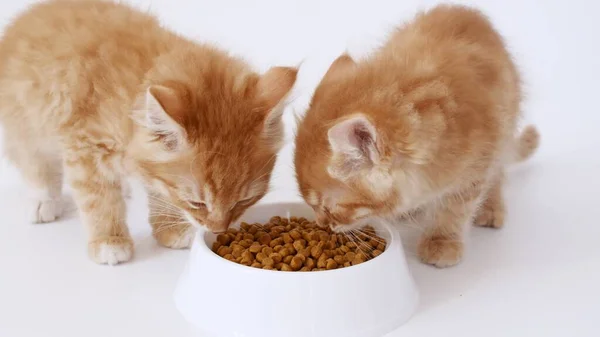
[131,48,297,233]
[295,54,439,232]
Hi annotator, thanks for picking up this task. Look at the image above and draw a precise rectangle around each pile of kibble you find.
[211,216,387,271]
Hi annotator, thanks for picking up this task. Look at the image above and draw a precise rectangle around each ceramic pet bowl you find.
[174,202,419,337]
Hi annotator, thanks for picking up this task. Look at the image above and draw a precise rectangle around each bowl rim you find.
[194,203,401,277]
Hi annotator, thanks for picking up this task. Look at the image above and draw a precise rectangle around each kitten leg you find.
[418,183,485,268]
[148,193,195,249]
[64,151,133,265]
[473,171,505,228]
[3,137,63,223]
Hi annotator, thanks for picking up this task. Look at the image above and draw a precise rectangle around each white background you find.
[1,0,599,336]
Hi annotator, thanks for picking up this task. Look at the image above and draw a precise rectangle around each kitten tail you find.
[512,125,540,163]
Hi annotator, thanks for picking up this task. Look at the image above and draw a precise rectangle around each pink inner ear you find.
[328,115,377,157]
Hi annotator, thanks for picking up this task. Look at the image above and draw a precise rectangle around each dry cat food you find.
[211,216,387,271]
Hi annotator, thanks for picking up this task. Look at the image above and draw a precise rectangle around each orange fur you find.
[0,0,297,264]
[294,5,539,268]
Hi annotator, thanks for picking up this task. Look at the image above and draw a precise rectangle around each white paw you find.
[30,198,63,224]
[88,237,134,265]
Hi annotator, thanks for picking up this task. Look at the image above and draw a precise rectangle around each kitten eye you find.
[187,200,206,209]
[236,197,254,206]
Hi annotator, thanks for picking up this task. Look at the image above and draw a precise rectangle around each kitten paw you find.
[153,223,195,249]
[418,235,463,268]
[30,198,63,224]
[473,206,505,228]
[88,236,134,265]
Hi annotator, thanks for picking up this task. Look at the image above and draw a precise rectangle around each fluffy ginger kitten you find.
[294,5,539,268]
[0,0,297,265]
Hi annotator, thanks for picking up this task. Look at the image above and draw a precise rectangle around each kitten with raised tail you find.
[294,5,539,268]
[0,0,297,265]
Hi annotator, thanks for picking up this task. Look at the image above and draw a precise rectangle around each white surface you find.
[174,203,418,337]
[0,0,599,337]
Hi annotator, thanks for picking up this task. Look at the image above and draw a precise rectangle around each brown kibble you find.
[212,241,223,252]
[326,258,338,270]
[352,252,367,265]
[214,216,386,271]
[249,244,262,254]
[293,240,306,252]
[232,249,244,259]
[310,232,321,241]
[239,239,253,248]
[345,251,356,262]
[217,233,231,246]
[311,245,323,259]
[261,246,273,256]
[279,248,291,257]
[334,255,345,265]
[284,243,297,254]
[302,232,312,241]
[282,233,294,244]
[300,247,312,258]
[258,234,272,245]
[372,249,383,258]
[317,255,328,268]
[290,230,302,240]
[224,254,235,262]
[290,256,304,271]
[262,257,275,267]
[269,237,284,248]
[256,252,267,263]
[217,246,232,257]
[269,216,282,223]
[319,232,330,242]
[241,250,253,261]
[270,253,283,264]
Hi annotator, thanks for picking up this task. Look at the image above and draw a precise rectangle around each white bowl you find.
[174,202,419,337]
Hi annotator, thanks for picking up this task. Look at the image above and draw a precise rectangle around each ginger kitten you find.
[294,5,539,268]
[0,0,297,265]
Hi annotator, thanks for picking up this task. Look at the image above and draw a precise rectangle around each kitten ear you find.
[327,114,380,179]
[321,54,357,84]
[141,85,187,151]
[256,66,298,148]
